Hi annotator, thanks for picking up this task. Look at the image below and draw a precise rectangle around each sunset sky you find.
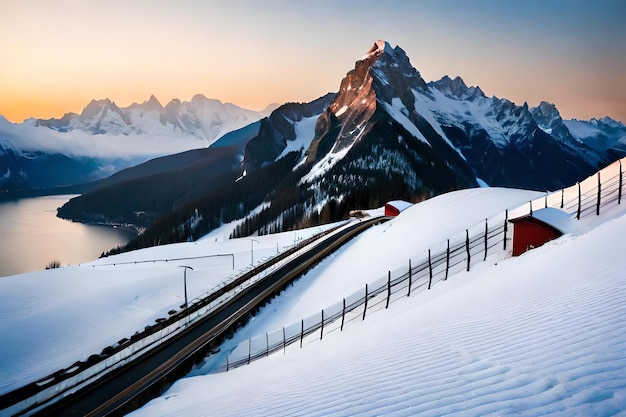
[1,0,625,123]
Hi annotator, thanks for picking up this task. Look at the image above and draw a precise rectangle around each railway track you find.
[18,216,388,417]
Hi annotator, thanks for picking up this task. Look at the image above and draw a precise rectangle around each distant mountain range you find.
[0,97,276,197]
[56,40,626,255]
[36,94,277,140]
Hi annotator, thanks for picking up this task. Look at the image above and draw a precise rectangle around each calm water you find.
[0,195,136,277]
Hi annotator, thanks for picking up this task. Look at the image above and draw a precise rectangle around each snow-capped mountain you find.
[0,117,122,195]
[243,93,337,170]
[246,41,620,192]
[36,95,275,143]
[0,97,275,196]
[564,116,626,157]
[56,40,626,254]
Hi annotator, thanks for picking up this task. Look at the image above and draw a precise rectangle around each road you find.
[31,216,387,417]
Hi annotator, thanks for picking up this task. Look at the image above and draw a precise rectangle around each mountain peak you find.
[147,94,162,106]
[319,41,429,155]
[361,40,390,60]
[80,98,115,120]
[591,116,625,129]
[127,95,162,111]
[430,75,485,100]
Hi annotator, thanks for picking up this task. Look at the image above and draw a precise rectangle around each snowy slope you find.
[0,223,339,395]
[0,186,539,397]
[276,115,319,162]
[133,208,626,416]
[565,117,626,154]
[130,175,626,416]
[2,160,626,415]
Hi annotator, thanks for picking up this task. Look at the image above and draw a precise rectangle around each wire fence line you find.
[85,253,237,269]
[224,156,626,371]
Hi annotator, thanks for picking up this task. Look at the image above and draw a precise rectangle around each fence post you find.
[619,160,623,205]
[226,354,229,371]
[596,172,601,216]
[561,189,564,209]
[362,284,369,321]
[386,271,391,309]
[300,319,304,348]
[503,209,508,251]
[445,239,450,280]
[577,182,581,220]
[427,250,433,290]
[341,298,346,331]
[529,200,533,216]
[407,259,413,296]
[283,327,286,355]
[483,218,488,261]
[320,309,324,340]
[545,193,548,208]
[247,338,251,365]
[466,229,471,272]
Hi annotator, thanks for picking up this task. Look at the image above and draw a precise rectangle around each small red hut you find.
[509,207,574,256]
[384,200,413,217]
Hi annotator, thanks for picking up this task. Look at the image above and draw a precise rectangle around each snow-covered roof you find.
[511,207,576,234]
[385,200,413,212]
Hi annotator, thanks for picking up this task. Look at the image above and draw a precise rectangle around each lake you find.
[0,195,136,277]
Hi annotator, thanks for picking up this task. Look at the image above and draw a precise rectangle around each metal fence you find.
[224,157,625,370]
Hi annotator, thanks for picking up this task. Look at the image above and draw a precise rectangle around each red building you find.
[384,200,413,217]
[509,207,574,257]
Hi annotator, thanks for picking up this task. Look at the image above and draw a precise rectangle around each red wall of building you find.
[512,220,561,256]
[384,205,401,217]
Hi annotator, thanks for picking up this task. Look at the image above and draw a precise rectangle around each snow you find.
[0,98,272,160]
[3,165,626,415]
[185,187,543,374]
[129,181,626,416]
[134,211,626,416]
[564,119,603,140]
[416,86,513,150]
[382,98,430,146]
[385,200,413,213]
[334,105,348,117]
[0,222,340,396]
[520,207,577,234]
[361,40,387,60]
[0,116,204,160]
[300,144,353,184]
[276,115,319,161]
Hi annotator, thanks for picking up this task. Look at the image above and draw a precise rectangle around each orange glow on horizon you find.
[1,1,624,124]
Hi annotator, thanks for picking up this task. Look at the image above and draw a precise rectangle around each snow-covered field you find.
[2,170,626,415]
[130,192,626,416]
[0,222,339,396]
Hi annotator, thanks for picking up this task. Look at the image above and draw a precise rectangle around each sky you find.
[1,0,625,123]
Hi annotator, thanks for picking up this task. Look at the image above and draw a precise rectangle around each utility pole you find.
[179,266,193,314]
[248,238,259,266]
